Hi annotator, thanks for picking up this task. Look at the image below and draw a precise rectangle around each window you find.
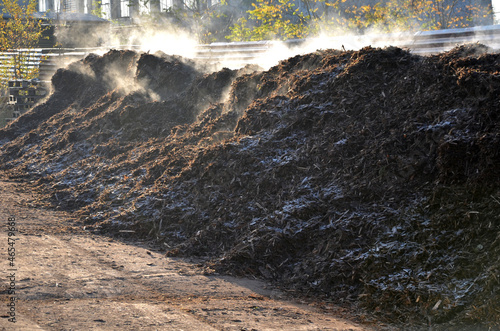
[101,0,111,19]
[120,0,129,17]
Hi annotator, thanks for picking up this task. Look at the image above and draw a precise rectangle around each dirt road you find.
[0,178,370,330]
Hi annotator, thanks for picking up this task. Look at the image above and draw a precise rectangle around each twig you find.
[491,195,500,206]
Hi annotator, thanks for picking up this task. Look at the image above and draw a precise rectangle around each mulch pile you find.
[1,44,499,329]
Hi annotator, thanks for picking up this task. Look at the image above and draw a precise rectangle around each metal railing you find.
[0,48,86,82]
[2,24,500,83]
[194,24,500,65]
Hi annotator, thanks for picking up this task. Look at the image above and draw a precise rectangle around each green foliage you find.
[319,0,492,34]
[225,0,492,42]
[91,0,104,19]
[0,0,47,85]
[197,5,238,44]
[227,0,313,41]
[78,0,494,44]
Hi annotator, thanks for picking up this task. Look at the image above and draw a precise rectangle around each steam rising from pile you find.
[58,19,418,72]
[110,28,200,60]
[251,30,414,70]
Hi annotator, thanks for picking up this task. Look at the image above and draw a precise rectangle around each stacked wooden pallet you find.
[6,79,47,121]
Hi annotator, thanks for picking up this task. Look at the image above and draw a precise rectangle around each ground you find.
[0,176,373,330]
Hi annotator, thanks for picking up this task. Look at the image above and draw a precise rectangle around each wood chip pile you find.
[1,45,499,328]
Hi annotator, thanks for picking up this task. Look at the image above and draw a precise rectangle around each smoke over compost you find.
[1,45,500,328]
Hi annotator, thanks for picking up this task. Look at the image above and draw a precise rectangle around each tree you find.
[227,0,313,41]
[225,0,492,42]
[0,0,47,85]
[318,0,492,34]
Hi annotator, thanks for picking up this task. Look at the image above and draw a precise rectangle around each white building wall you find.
[493,0,500,23]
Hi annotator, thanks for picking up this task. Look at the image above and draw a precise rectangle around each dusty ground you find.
[0,177,373,330]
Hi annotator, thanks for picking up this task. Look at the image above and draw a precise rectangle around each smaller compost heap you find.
[1,45,499,328]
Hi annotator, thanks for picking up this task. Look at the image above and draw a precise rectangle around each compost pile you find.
[1,45,499,328]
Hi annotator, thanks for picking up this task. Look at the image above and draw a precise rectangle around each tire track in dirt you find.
[0,178,370,330]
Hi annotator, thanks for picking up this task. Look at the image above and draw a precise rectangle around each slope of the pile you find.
[0,45,499,328]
